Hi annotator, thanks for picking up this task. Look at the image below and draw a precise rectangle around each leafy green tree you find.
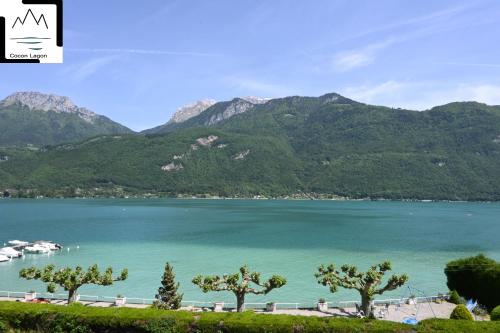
[445,254,500,311]
[153,262,183,310]
[315,261,408,318]
[19,264,128,303]
[192,265,287,312]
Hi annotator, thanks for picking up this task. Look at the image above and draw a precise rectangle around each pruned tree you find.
[315,261,408,318]
[19,264,128,303]
[192,265,287,312]
[153,262,183,310]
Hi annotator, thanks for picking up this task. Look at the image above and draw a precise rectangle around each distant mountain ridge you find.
[168,99,217,124]
[3,92,99,123]
[0,92,133,147]
[143,96,273,134]
[2,91,500,201]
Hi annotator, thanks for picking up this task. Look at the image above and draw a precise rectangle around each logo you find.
[0,0,63,63]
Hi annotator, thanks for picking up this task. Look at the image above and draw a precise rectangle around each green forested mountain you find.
[1,92,500,201]
[0,92,133,147]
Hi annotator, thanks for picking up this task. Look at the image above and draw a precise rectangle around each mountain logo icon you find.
[12,8,48,29]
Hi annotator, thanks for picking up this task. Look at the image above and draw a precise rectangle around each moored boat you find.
[8,240,29,247]
[0,247,22,258]
[24,244,51,254]
[34,241,62,251]
[0,254,10,262]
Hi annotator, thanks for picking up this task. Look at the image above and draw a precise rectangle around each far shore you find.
[0,195,493,203]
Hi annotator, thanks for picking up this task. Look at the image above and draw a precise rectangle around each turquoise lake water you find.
[1,199,499,306]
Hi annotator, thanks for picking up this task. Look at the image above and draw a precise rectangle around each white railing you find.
[275,302,301,309]
[0,291,25,298]
[181,301,231,307]
[126,297,156,305]
[0,290,448,309]
[338,300,359,308]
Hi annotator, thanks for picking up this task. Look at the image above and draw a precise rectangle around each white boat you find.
[8,240,29,246]
[0,247,22,258]
[34,241,62,251]
[0,254,10,262]
[24,244,51,254]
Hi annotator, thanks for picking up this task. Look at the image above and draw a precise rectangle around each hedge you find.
[1,302,500,333]
[444,254,500,311]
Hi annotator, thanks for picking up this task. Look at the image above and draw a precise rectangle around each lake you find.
[1,199,499,306]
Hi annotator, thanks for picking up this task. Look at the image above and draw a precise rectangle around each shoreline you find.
[0,195,494,203]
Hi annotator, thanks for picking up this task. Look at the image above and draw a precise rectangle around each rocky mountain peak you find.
[168,99,217,124]
[240,96,271,105]
[2,92,98,123]
[205,98,256,126]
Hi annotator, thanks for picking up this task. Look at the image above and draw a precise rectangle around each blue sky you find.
[1,0,500,131]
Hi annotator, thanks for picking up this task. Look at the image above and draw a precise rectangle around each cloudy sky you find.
[1,0,500,130]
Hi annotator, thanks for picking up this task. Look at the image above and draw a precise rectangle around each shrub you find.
[445,254,500,311]
[450,304,474,320]
[141,317,178,333]
[491,305,500,321]
[449,290,463,304]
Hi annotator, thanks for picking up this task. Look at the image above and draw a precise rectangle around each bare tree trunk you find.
[236,293,245,312]
[68,289,78,304]
[361,293,373,318]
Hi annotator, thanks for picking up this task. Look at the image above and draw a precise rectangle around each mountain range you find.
[0,92,132,147]
[1,91,500,201]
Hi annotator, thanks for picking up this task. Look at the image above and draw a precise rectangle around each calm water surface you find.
[1,199,499,305]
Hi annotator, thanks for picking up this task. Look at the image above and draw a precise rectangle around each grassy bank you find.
[0,302,499,333]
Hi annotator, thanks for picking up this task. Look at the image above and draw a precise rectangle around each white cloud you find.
[63,55,119,83]
[333,39,395,72]
[342,81,407,103]
[341,81,500,110]
[451,84,500,105]
[329,3,472,48]
[327,2,488,73]
[66,48,222,57]
[333,51,373,72]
